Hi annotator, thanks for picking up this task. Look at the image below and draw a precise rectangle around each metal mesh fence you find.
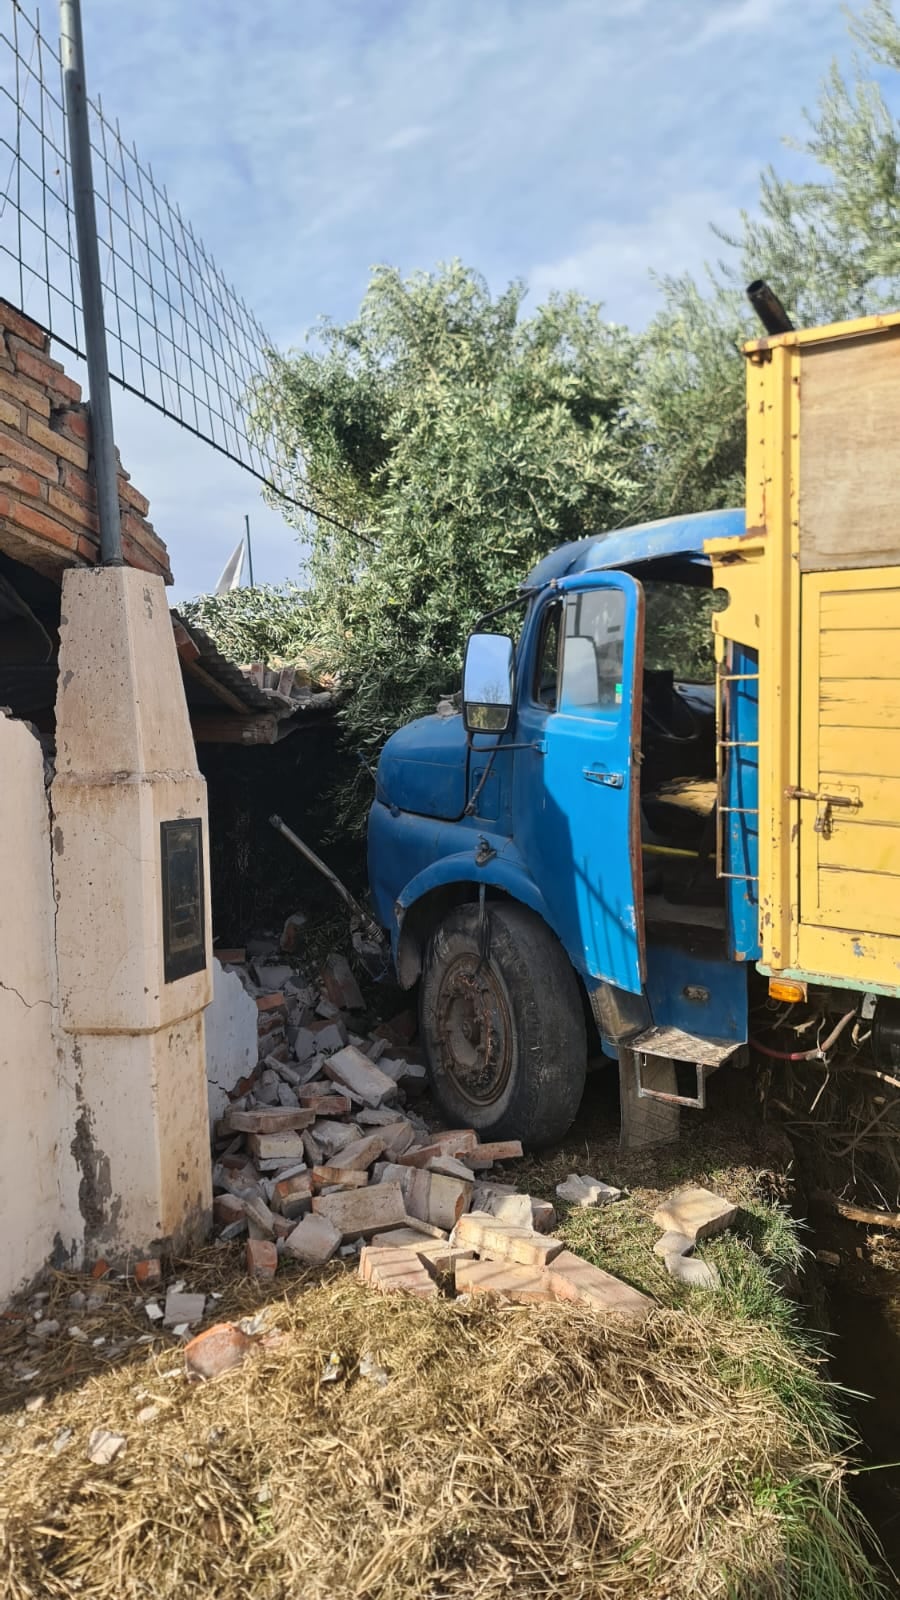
[0,0,287,496]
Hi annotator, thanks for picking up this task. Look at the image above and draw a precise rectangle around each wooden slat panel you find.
[820,678,900,728]
[817,817,900,876]
[821,771,900,814]
[819,588,900,631]
[818,726,900,778]
[799,335,900,572]
[816,867,900,933]
[819,629,900,679]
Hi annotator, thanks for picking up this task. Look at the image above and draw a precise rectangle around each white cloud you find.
[29,0,855,595]
[528,188,743,325]
[382,124,433,154]
[693,0,781,47]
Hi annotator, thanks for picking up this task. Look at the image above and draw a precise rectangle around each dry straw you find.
[0,1253,882,1600]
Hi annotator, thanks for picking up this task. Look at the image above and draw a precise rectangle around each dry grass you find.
[0,1087,886,1600]
[0,1244,883,1600]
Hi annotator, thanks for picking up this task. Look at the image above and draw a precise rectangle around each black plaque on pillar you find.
[160,818,206,983]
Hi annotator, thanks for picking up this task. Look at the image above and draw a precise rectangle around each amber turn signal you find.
[768,978,807,1003]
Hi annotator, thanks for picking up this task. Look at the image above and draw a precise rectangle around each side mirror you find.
[462,632,515,734]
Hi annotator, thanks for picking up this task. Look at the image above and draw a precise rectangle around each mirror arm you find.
[473,588,535,633]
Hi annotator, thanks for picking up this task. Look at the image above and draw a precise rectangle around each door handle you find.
[583,766,624,789]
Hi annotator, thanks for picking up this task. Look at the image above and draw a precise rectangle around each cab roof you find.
[524,508,746,588]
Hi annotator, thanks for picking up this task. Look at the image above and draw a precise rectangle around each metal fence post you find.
[58,0,123,566]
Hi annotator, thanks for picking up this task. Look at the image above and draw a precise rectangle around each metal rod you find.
[269,814,385,944]
[245,512,254,585]
[59,0,122,565]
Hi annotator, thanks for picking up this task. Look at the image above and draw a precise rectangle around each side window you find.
[532,601,561,710]
[560,589,626,715]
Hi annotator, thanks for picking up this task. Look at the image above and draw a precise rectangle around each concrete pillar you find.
[52,567,213,1258]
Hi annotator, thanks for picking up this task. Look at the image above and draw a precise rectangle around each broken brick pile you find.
[210,932,652,1319]
[0,298,172,583]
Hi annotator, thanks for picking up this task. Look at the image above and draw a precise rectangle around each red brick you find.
[0,366,51,418]
[399,1134,476,1169]
[60,463,97,505]
[454,1213,564,1269]
[213,1193,246,1227]
[454,1257,553,1303]
[48,484,99,535]
[0,524,71,575]
[545,1250,653,1320]
[90,1259,111,1279]
[123,509,168,565]
[26,413,88,470]
[296,1092,351,1117]
[246,1238,278,1280]
[0,465,42,498]
[0,299,49,350]
[248,1131,306,1163]
[311,1181,408,1239]
[273,1171,313,1207]
[214,947,246,964]
[256,992,285,1012]
[0,418,78,481]
[185,1322,254,1379]
[226,1107,314,1134]
[134,1257,162,1286]
[461,1141,524,1169]
[311,1165,369,1190]
[14,345,81,404]
[54,405,89,442]
[120,532,167,580]
[0,396,20,429]
[0,493,79,553]
[118,477,150,517]
[359,1244,438,1299]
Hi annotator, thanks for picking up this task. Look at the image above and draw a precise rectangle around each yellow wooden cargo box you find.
[708,310,900,996]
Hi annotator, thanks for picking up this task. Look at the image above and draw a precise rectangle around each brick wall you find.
[0,299,172,584]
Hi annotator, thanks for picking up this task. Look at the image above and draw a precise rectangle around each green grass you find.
[514,1107,890,1598]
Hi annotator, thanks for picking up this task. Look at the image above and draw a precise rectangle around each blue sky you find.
[58,2,861,596]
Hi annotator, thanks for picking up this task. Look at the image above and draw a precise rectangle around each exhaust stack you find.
[746,279,794,336]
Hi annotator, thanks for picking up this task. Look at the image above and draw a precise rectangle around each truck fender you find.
[392,851,555,988]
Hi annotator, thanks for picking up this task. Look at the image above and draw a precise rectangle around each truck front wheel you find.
[419,901,586,1149]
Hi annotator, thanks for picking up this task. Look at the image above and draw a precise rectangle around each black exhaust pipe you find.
[746,279,794,336]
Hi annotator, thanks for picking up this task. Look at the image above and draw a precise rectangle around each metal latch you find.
[784,786,861,840]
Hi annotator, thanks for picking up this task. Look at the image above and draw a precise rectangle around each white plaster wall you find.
[0,716,80,1302]
[205,958,258,1126]
[52,570,213,1257]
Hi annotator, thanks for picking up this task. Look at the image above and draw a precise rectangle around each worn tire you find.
[419,901,586,1149]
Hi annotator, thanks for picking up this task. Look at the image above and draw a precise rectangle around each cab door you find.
[515,572,646,994]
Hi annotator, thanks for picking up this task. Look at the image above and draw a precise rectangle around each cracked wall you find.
[0,713,81,1302]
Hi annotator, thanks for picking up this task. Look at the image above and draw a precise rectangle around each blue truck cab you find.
[367,509,759,1148]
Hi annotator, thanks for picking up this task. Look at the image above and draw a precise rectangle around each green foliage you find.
[249,262,643,822]
[180,582,310,667]
[191,3,900,821]
[625,274,750,527]
[720,0,900,324]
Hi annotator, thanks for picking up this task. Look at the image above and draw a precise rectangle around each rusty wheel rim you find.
[434,953,513,1106]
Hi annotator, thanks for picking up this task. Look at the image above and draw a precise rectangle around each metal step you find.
[631,1025,742,1111]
